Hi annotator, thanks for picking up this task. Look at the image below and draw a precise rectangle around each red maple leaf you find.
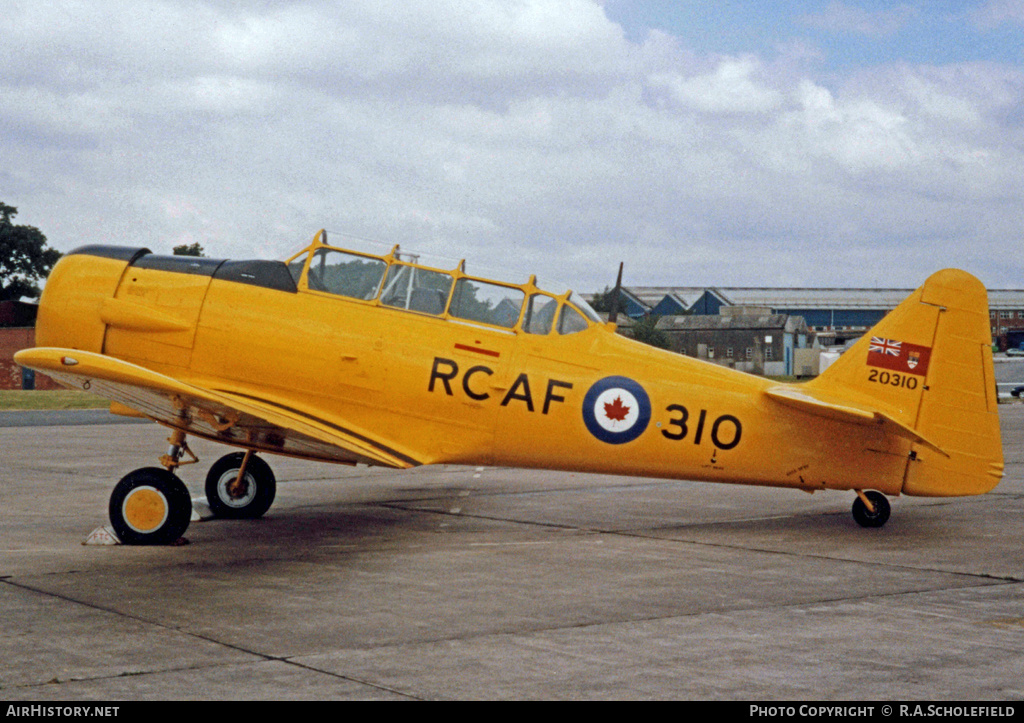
[603,396,631,422]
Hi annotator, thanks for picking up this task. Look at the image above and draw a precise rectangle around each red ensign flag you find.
[867,337,932,377]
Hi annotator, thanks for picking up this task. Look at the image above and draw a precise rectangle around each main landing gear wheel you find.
[109,467,193,545]
[205,452,276,519]
[852,490,891,528]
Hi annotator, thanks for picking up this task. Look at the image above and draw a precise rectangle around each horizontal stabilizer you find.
[764,385,948,456]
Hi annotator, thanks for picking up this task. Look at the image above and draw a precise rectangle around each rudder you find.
[902,270,1003,496]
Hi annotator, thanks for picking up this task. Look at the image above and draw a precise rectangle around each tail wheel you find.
[852,490,891,528]
[109,467,192,545]
[205,452,276,519]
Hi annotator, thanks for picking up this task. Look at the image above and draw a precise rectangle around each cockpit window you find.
[287,252,308,286]
[558,305,589,335]
[379,263,453,316]
[307,248,386,300]
[523,293,557,335]
[450,278,525,329]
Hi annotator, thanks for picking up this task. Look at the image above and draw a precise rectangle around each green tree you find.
[0,202,62,301]
[590,285,625,313]
[628,314,670,350]
[173,242,205,257]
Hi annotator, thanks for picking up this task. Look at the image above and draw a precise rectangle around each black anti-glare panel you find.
[132,255,227,276]
[68,245,152,264]
[67,245,296,293]
[214,260,298,293]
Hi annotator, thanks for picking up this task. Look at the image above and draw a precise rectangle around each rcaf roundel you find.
[582,376,652,444]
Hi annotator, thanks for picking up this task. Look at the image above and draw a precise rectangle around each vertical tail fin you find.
[809,269,1003,496]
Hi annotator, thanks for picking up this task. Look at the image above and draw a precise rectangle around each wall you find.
[0,328,60,390]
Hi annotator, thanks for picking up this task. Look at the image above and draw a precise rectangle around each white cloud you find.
[780,79,917,172]
[651,56,784,114]
[3,0,1023,291]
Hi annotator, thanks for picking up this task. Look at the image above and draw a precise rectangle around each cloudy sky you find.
[3,0,1023,293]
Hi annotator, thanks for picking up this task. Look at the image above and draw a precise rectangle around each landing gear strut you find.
[852,490,891,528]
[106,427,277,544]
[108,429,195,545]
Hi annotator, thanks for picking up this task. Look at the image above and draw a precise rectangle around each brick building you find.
[991,307,1024,351]
[0,301,60,390]
[655,308,816,377]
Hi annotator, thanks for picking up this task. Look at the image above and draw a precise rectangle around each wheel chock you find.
[83,526,120,546]
[190,496,215,522]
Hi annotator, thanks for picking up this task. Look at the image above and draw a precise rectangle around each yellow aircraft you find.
[15,230,1003,544]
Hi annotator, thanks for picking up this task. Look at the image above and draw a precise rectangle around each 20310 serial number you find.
[868,369,919,389]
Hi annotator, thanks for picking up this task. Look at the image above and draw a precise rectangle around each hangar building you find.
[617,286,1024,351]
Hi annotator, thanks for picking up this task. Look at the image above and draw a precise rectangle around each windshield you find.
[307,248,386,300]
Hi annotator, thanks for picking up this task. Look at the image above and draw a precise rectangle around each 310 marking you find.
[662,404,743,450]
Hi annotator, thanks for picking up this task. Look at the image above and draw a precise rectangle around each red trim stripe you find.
[454,343,500,358]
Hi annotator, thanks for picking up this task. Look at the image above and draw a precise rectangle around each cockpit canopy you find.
[286,231,602,335]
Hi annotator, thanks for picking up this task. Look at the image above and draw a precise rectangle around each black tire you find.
[109,467,192,545]
[852,491,891,528]
[205,452,276,519]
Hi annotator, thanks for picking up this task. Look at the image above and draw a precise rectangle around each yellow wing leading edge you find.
[14,347,419,469]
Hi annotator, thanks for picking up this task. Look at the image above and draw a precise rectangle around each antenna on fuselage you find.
[608,262,624,325]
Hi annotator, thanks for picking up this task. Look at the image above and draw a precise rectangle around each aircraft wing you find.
[14,347,419,469]
[763,385,949,457]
